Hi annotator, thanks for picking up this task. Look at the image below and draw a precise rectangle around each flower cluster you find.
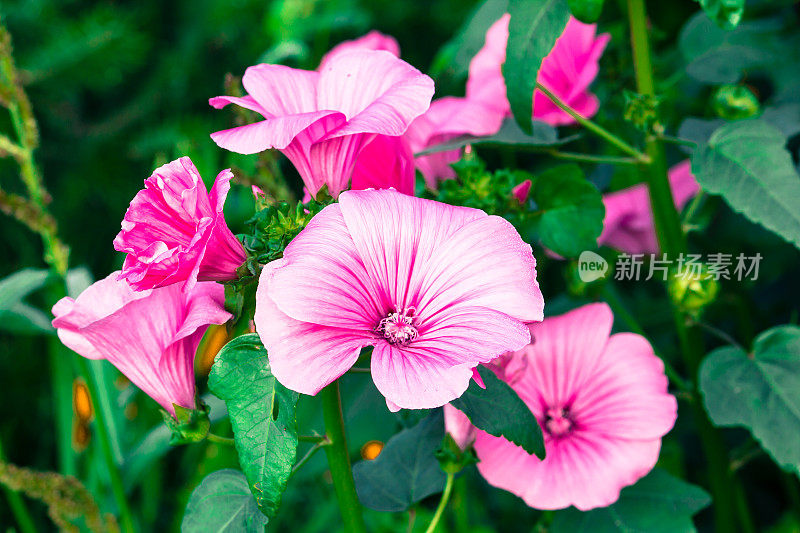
[51,15,679,514]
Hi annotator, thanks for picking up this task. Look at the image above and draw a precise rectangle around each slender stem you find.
[626,2,739,531]
[425,473,455,533]
[75,358,135,533]
[535,81,650,163]
[291,439,330,477]
[298,434,327,443]
[320,381,367,533]
[0,439,37,533]
[206,433,235,446]
[546,150,641,165]
[658,133,697,148]
[733,478,756,533]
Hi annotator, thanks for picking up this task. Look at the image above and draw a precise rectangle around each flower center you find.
[544,407,573,437]
[377,310,418,346]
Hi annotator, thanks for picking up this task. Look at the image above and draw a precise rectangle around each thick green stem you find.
[320,381,367,533]
[535,81,650,162]
[626,1,739,531]
[425,473,454,533]
[75,358,135,533]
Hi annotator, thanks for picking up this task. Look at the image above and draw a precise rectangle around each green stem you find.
[546,150,641,165]
[0,439,37,533]
[425,473,454,533]
[535,81,650,162]
[206,433,235,446]
[626,2,738,531]
[451,475,470,533]
[291,439,330,477]
[320,381,367,533]
[75,358,135,533]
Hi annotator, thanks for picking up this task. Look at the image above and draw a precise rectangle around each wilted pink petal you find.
[211,51,434,198]
[466,15,609,126]
[600,160,700,254]
[406,96,504,189]
[52,273,231,416]
[446,303,677,510]
[114,157,247,291]
[254,189,543,410]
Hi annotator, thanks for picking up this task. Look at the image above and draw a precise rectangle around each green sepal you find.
[623,90,663,135]
[435,434,479,475]
[161,401,210,445]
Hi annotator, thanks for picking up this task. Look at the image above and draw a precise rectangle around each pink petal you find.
[516,303,613,409]
[210,111,345,154]
[465,14,511,116]
[268,203,384,330]
[209,95,268,116]
[351,135,415,196]
[318,50,435,137]
[571,333,677,441]
[242,64,320,116]
[254,260,369,395]
[444,404,476,450]
[319,31,400,71]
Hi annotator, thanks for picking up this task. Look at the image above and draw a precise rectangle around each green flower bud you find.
[668,264,719,318]
[435,434,478,475]
[162,402,210,445]
[712,85,760,120]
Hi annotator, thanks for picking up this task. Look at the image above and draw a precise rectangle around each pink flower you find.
[600,160,700,254]
[210,50,434,198]
[445,303,677,510]
[114,157,247,291]
[405,96,504,189]
[467,15,610,126]
[253,188,544,410]
[318,31,400,71]
[51,273,231,417]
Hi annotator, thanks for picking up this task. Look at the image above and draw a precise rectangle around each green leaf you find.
[504,0,570,134]
[699,325,800,474]
[528,164,604,257]
[691,119,800,249]
[352,410,446,512]
[450,365,545,458]
[416,118,577,156]
[551,469,711,533]
[0,268,52,335]
[208,334,299,518]
[182,469,268,532]
[694,0,744,30]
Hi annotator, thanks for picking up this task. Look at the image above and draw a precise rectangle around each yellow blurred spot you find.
[360,440,384,460]
[72,379,93,422]
[196,324,230,376]
[115,375,130,389]
[72,419,90,452]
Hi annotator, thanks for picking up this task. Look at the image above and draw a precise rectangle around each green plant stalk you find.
[0,439,37,533]
[535,81,650,163]
[546,150,641,165]
[320,381,367,533]
[75,357,135,533]
[425,473,454,533]
[626,1,739,531]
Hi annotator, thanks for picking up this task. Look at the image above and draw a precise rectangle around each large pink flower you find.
[467,15,610,126]
[600,160,700,254]
[254,188,544,410]
[114,157,247,291]
[52,273,231,417]
[405,96,504,189]
[210,50,434,198]
[445,303,677,510]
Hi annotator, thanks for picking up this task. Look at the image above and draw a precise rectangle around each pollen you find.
[376,309,418,346]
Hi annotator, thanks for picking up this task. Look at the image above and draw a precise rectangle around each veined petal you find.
[319,31,400,71]
[318,50,434,137]
[210,111,344,154]
[209,95,268,116]
[351,135,415,196]
[254,260,369,395]
[269,204,384,330]
[242,64,320,116]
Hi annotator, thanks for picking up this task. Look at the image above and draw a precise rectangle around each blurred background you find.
[1,0,800,531]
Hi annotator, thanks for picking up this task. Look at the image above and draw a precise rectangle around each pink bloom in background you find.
[51,273,231,417]
[210,50,434,198]
[446,303,677,510]
[114,157,247,291]
[405,96,504,189]
[600,160,700,254]
[467,15,610,126]
[254,188,544,410]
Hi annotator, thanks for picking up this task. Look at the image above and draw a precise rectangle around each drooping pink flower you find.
[445,303,677,510]
[467,15,610,126]
[405,96,504,189]
[114,157,247,291]
[254,188,544,410]
[52,273,231,417]
[600,160,700,254]
[210,50,434,198]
